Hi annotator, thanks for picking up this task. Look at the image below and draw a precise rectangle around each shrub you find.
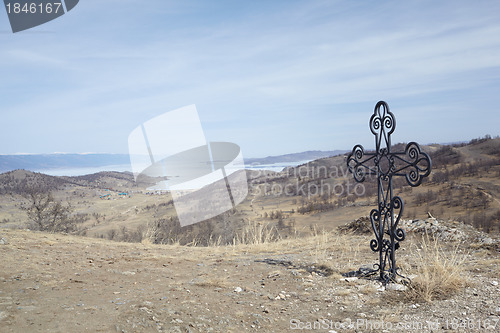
[406,235,468,302]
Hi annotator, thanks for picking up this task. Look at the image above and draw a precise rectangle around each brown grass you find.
[194,277,231,289]
[232,220,281,245]
[405,235,469,302]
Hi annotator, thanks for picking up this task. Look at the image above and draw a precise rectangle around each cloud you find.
[1,0,500,155]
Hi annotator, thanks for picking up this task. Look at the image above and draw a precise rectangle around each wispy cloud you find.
[1,0,499,156]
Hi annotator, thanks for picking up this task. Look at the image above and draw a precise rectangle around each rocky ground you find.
[0,218,499,332]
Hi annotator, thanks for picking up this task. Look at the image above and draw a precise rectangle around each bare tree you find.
[21,186,77,233]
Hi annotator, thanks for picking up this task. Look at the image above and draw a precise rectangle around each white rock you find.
[491,281,498,286]
[234,287,243,293]
[386,283,407,291]
[483,238,494,245]
[342,277,358,282]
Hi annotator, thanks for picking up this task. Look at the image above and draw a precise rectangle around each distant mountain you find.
[0,150,349,174]
[0,154,131,173]
[244,150,348,165]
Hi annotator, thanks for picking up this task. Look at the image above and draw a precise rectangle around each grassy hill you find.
[1,137,499,244]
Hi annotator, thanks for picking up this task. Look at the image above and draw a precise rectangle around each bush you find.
[406,236,468,302]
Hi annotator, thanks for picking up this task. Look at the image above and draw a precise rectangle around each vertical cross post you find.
[347,101,432,283]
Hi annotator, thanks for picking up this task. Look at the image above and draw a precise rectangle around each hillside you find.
[261,137,500,234]
[0,137,499,244]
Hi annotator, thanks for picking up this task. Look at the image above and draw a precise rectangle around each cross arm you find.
[390,142,432,187]
[347,144,378,182]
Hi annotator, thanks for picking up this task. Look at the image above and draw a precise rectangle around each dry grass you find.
[405,235,469,302]
[232,220,281,245]
[334,288,351,296]
[306,228,365,274]
[309,227,331,263]
[194,277,231,289]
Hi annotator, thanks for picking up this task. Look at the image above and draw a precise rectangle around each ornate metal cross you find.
[347,101,432,283]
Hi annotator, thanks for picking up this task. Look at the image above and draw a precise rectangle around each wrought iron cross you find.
[347,101,432,283]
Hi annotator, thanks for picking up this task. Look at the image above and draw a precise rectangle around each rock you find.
[483,238,494,245]
[234,287,243,293]
[338,216,372,234]
[0,238,8,245]
[342,277,358,282]
[385,283,407,291]
[491,281,498,286]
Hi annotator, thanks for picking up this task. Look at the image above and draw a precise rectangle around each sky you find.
[1,0,500,158]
